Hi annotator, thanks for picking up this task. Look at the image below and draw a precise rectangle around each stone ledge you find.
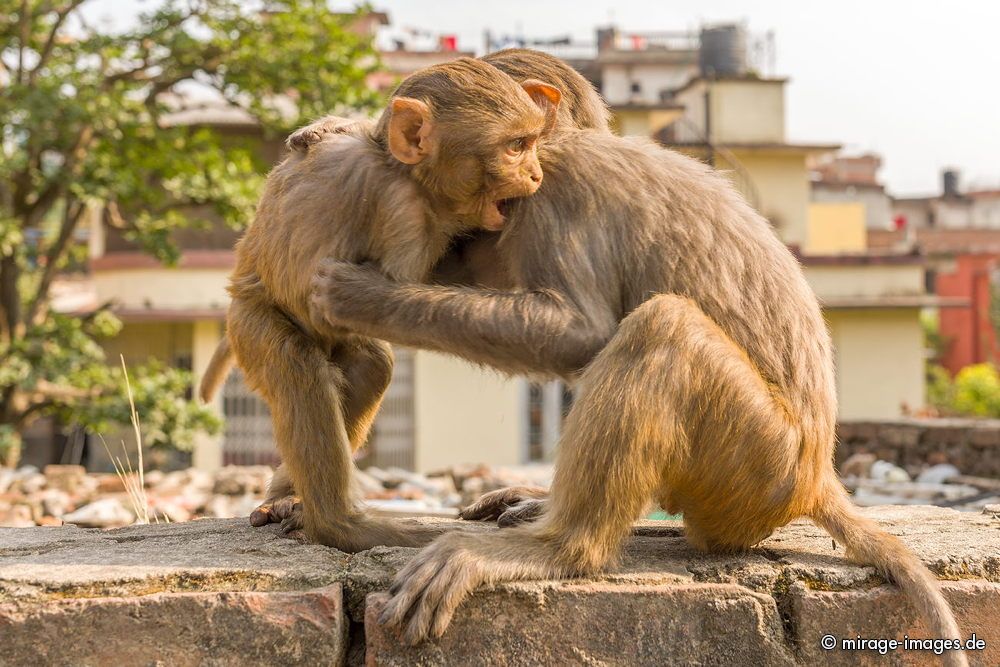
[0,506,998,666]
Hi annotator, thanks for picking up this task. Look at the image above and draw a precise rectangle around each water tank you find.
[699,25,747,77]
[942,169,961,198]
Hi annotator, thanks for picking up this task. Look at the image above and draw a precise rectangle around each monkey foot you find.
[286,117,366,152]
[249,495,303,536]
[459,486,548,526]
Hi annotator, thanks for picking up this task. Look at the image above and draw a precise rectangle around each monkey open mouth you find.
[483,199,514,231]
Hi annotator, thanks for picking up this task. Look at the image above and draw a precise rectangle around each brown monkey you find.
[309,128,966,661]
[199,49,613,530]
[218,57,562,552]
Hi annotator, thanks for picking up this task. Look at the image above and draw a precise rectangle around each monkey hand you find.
[310,259,384,327]
[459,486,548,527]
[378,532,490,645]
[249,495,305,539]
[379,529,564,645]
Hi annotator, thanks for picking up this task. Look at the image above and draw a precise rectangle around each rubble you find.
[840,452,1000,511]
[0,456,994,530]
[0,463,554,528]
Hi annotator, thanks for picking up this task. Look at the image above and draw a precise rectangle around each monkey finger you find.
[459,486,546,521]
[497,498,547,527]
[280,513,303,534]
[249,506,272,527]
[380,552,447,627]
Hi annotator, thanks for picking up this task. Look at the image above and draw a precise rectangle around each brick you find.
[365,583,795,666]
[0,583,347,666]
[791,580,999,666]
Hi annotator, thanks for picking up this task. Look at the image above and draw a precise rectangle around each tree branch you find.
[25,198,88,325]
[28,1,86,85]
[15,0,30,85]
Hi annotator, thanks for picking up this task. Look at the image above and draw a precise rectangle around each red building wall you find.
[937,254,1000,374]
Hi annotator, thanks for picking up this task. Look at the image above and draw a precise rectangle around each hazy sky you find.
[83,1,1000,196]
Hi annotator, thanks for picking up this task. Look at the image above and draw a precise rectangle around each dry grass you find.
[98,355,167,524]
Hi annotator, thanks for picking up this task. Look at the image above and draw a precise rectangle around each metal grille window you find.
[366,347,416,470]
[221,369,279,467]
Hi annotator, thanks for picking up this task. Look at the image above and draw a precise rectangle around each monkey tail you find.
[198,338,234,403]
[811,481,967,667]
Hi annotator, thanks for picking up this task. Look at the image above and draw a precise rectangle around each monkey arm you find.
[309,261,614,380]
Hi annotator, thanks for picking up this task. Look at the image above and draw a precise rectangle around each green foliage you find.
[0,1,379,463]
[920,310,947,364]
[928,363,1000,418]
[66,360,222,451]
[951,363,1000,417]
[926,364,955,411]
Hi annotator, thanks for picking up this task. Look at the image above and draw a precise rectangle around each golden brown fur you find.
[309,105,965,662]
[219,57,558,552]
[200,50,611,533]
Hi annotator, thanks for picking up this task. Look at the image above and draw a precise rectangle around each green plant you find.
[0,1,380,465]
[926,363,955,412]
[950,363,1000,417]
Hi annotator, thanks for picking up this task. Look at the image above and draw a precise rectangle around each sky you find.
[83,0,1000,196]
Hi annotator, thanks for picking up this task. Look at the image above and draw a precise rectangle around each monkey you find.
[198,48,613,531]
[307,108,966,662]
[215,57,563,552]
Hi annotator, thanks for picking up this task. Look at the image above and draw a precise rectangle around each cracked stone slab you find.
[366,583,797,666]
[0,583,347,666]
[0,506,997,665]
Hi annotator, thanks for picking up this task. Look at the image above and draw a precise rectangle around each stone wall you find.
[1,508,998,665]
[837,418,1000,478]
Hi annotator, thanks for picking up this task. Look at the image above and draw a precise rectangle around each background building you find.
[52,12,982,472]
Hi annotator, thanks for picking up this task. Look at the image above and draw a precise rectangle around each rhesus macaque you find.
[200,49,613,533]
[308,85,965,663]
[214,58,562,552]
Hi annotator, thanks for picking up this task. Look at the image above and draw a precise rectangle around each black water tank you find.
[699,24,747,77]
[942,169,961,198]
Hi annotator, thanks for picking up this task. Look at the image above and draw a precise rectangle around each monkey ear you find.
[388,97,435,165]
[521,79,562,132]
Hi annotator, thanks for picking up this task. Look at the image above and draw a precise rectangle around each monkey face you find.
[381,58,562,232]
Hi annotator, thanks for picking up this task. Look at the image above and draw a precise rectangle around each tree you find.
[0,1,381,465]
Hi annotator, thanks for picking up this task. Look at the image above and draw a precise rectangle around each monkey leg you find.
[228,299,433,552]
[249,339,393,531]
[379,294,802,643]
[333,338,394,452]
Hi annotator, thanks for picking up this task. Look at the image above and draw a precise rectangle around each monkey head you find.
[376,58,562,231]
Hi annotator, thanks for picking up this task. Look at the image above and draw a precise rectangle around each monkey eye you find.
[505,137,529,156]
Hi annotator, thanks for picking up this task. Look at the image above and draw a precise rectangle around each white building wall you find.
[601,62,698,105]
[412,351,524,472]
[971,197,1000,228]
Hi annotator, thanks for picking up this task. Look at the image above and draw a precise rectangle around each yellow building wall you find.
[718,150,810,248]
[826,309,925,420]
[412,352,523,473]
[192,320,224,470]
[612,108,683,138]
[101,322,194,366]
[710,80,785,144]
[806,202,867,254]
